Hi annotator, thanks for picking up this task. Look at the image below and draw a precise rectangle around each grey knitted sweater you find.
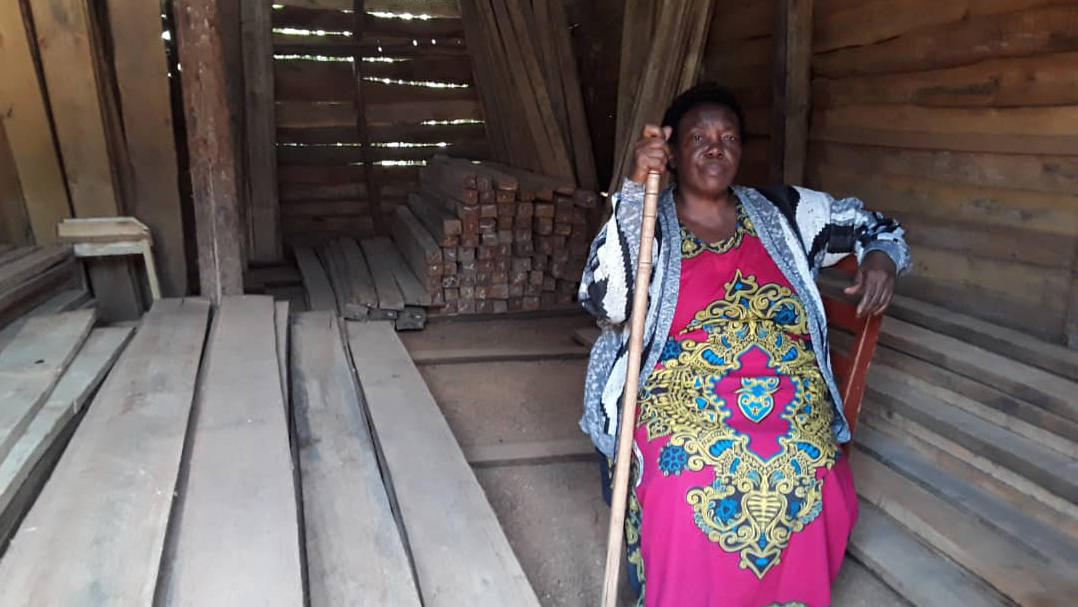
[578,179,911,458]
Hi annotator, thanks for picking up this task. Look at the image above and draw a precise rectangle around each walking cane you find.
[600,170,664,607]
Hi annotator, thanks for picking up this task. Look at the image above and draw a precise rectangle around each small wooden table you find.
[56,217,162,301]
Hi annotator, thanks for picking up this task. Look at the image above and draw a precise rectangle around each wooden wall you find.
[807,0,1078,344]
[700,0,774,187]
[271,0,490,249]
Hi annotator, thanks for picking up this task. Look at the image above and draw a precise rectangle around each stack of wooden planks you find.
[0,299,545,607]
[0,245,92,350]
[458,0,597,189]
[0,308,132,551]
[294,237,430,330]
[399,156,596,315]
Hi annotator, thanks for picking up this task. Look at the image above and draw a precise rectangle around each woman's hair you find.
[661,82,746,144]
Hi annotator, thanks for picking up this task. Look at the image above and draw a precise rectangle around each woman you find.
[579,83,910,607]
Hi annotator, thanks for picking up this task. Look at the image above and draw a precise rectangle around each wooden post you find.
[770,0,813,185]
[174,0,245,303]
[352,0,384,236]
[242,0,282,262]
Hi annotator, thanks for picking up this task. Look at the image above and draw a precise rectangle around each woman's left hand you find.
[844,251,897,317]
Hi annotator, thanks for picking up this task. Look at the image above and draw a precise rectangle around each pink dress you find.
[624,202,858,607]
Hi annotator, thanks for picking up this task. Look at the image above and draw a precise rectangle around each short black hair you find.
[661,82,746,144]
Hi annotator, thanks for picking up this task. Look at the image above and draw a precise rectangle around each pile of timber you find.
[293,237,430,331]
[398,156,596,315]
[0,299,544,607]
[0,245,92,350]
[0,308,132,552]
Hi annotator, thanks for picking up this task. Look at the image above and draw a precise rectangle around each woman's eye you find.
[693,134,703,142]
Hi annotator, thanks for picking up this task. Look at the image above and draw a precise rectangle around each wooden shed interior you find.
[0,1,1076,606]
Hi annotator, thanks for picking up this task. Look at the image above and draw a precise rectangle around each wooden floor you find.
[0,292,1075,607]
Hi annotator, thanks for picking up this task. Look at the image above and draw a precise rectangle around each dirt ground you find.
[405,315,910,607]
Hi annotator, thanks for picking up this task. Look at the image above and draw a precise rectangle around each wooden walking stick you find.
[600,170,664,607]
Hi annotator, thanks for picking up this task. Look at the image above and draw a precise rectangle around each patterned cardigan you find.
[578,179,911,459]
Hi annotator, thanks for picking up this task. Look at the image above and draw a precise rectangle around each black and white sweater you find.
[578,179,911,458]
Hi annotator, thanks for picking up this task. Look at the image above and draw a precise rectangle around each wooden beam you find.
[344,321,543,607]
[108,0,188,297]
[291,312,423,606]
[161,296,303,606]
[0,0,70,245]
[243,0,283,263]
[352,1,385,235]
[0,298,211,606]
[770,0,813,185]
[174,0,246,303]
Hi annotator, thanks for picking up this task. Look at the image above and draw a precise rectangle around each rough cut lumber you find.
[408,192,463,245]
[175,0,245,303]
[295,246,338,312]
[0,246,71,295]
[0,124,32,247]
[0,298,211,607]
[160,297,303,607]
[291,312,422,607]
[379,241,433,307]
[345,321,543,607]
[0,286,89,353]
[0,247,35,268]
[813,5,1078,79]
[275,301,290,407]
[770,0,812,184]
[391,205,443,283]
[336,238,380,312]
[0,1,70,244]
[0,327,133,550]
[880,317,1078,423]
[849,501,1015,607]
[243,0,282,263]
[108,0,187,296]
[28,0,141,319]
[851,448,1077,605]
[276,0,461,17]
[360,238,407,312]
[0,258,79,331]
[0,310,95,465]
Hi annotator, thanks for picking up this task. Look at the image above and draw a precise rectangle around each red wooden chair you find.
[820,256,883,438]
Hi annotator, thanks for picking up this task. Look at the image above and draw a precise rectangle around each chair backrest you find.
[820,256,883,436]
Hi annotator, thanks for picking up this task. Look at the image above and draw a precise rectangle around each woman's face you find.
[670,103,742,196]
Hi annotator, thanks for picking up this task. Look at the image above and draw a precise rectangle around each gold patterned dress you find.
[623,203,858,607]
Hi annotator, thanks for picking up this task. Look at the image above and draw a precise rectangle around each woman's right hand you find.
[630,124,673,184]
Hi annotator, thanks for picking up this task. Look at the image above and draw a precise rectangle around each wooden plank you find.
[280,123,486,145]
[275,60,356,101]
[291,312,422,606]
[548,0,599,190]
[175,0,245,303]
[849,501,1015,607]
[407,191,462,244]
[276,99,482,127]
[391,205,442,267]
[0,309,95,465]
[0,0,71,244]
[0,286,89,353]
[275,139,489,165]
[770,0,813,184]
[880,317,1078,423]
[856,425,1077,564]
[851,448,1078,604]
[281,200,371,216]
[409,343,589,365]
[813,4,1078,79]
[879,290,1078,380]
[0,246,72,299]
[0,298,211,607]
[0,247,37,269]
[809,142,1078,196]
[160,296,303,606]
[463,437,595,467]
[344,321,543,607]
[274,5,464,36]
[245,264,303,291]
[362,55,475,84]
[337,238,381,309]
[29,0,142,319]
[295,246,338,311]
[245,0,283,263]
[708,0,773,41]
[0,258,78,331]
[0,327,133,550]
[108,0,188,296]
[378,240,432,306]
[360,238,407,311]
[275,301,290,407]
